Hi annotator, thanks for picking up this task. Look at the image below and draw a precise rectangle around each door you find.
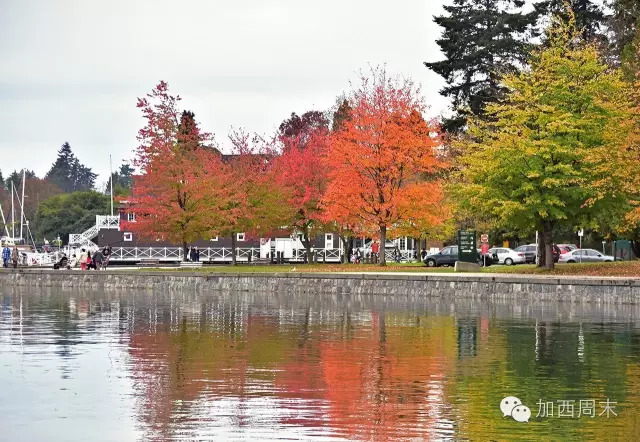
[446,247,458,265]
[325,234,334,250]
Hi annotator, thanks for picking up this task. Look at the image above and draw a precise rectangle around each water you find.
[1,289,640,441]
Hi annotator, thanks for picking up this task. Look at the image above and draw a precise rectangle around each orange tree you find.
[222,129,292,264]
[323,67,446,266]
[127,82,235,260]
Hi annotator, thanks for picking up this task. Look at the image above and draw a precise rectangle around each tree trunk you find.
[631,240,640,259]
[182,241,188,262]
[379,225,387,266]
[536,230,545,268]
[303,227,312,264]
[231,233,237,265]
[339,235,348,263]
[543,222,554,270]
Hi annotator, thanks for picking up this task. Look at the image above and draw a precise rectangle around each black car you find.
[423,246,497,268]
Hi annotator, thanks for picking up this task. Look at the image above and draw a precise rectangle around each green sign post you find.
[457,230,478,263]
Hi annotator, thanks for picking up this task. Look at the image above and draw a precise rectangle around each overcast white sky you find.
[0,0,451,187]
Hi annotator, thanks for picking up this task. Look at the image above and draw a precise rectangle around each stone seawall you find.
[2,269,640,304]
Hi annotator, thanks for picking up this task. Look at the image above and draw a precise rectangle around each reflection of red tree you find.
[317,313,457,440]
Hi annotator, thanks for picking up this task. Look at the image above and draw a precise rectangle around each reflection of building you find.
[457,318,477,358]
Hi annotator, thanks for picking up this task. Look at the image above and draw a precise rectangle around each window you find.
[237,233,245,242]
[123,232,133,242]
[325,234,333,241]
[210,236,218,242]
[399,237,406,250]
[127,212,136,222]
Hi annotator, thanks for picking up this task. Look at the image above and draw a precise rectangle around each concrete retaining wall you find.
[2,269,640,304]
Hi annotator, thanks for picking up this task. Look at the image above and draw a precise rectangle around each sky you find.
[0,0,450,189]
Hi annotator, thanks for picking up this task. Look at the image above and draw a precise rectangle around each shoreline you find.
[2,268,640,304]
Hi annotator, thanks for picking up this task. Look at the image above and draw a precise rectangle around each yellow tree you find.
[454,13,638,269]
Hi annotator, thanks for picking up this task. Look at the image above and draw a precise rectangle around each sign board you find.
[480,234,489,243]
[578,229,584,237]
[457,230,478,263]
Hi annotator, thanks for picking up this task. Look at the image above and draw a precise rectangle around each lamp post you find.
[602,241,606,254]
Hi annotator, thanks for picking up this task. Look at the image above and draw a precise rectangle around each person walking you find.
[102,245,112,269]
[92,249,103,270]
[2,245,10,268]
[195,246,200,262]
[355,248,362,264]
[11,246,19,269]
[79,248,88,270]
[393,247,401,263]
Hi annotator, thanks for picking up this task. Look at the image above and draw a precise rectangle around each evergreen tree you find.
[7,170,36,187]
[0,171,4,189]
[332,99,352,131]
[46,142,96,192]
[609,0,640,77]
[425,0,537,133]
[105,163,134,196]
[535,0,607,42]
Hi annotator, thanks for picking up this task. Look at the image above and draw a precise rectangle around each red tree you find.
[324,68,446,265]
[272,113,330,263]
[127,82,235,260]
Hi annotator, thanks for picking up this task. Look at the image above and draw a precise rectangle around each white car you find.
[488,247,526,265]
[558,249,615,263]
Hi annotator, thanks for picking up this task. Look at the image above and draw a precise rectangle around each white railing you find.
[107,246,343,263]
[96,215,120,230]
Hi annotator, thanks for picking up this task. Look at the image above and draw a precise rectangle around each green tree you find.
[46,142,96,192]
[35,191,110,243]
[454,14,637,268]
[425,0,537,133]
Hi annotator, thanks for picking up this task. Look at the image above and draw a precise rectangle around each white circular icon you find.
[500,396,522,417]
[511,405,532,423]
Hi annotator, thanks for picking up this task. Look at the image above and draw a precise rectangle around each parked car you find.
[557,244,579,254]
[515,245,537,264]
[423,245,497,267]
[488,247,526,265]
[558,249,615,263]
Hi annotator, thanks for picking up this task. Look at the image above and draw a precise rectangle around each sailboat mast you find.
[10,181,14,239]
[20,169,25,240]
[109,155,114,216]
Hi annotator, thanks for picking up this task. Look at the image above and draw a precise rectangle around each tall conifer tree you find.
[425,0,537,133]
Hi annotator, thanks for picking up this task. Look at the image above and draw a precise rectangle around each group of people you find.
[189,246,200,262]
[2,245,19,269]
[53,245,112,270]
[349,242,404,264]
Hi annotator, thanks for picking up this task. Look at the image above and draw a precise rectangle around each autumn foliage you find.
[127,82,235,259]
[323,68,447,265]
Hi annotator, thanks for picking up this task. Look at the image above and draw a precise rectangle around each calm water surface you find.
[1,288,640,441]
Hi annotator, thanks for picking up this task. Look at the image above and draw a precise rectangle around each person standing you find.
[11,246,19,269]
[86,251,92,270]
[2,245,10,268]
[79,248,88,270]
[371,241,379,264]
